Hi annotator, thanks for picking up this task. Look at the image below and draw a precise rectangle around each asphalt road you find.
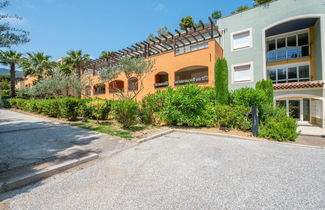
[1,131,325,209]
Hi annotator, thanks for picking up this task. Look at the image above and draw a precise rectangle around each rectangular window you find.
[232,29,252,50]
[233,63,252,82]
[266,30,309,62]
[267,63,310,84]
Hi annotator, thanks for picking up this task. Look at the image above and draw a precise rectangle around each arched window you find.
[85,86,91,96]
[94,84,106,95]
[109,80,124,93]
[128,77,138,91]
[154,72,169,88]
[174,66,208,85]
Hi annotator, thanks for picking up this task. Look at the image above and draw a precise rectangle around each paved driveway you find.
[1,131,324,209]
[0,109,132,173]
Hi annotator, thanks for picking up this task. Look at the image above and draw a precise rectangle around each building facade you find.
[217,0,325,127]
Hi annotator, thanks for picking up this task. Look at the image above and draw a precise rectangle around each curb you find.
[173,129,325,149]
[136,129,174,144]
[0,153,98,194]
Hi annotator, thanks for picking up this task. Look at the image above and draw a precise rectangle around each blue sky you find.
[6,0,252,60]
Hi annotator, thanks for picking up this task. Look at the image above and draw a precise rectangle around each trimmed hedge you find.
[9,98,105,121]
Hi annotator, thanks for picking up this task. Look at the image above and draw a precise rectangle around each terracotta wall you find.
[85,40,223,101]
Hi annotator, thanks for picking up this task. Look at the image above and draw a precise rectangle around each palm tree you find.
[0,51,23,97]
[99,50,113,59]
[63,50,91,78]
[20,52,53,80]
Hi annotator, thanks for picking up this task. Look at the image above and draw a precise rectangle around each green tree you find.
[215,58,229,105]
[98,56,155,99]
[179,16,194,30]
[231,6,250,14]
[157,26,168,37]
[0,75,10,96]
[254,0,272,6]
[63,50,91,78]
[256,79,274,105]
[20,52,53,80]
[211,10,222,21]
[0,50,23,97]
[99,50,113,59]
[0,0,29,48]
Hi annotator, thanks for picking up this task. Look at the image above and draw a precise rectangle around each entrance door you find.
[303,99,310,121]
[288,100,300,120]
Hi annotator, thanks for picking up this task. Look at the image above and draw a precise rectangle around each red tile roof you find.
[274,80,324,90]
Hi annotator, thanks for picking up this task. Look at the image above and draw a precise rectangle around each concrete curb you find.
[136,129,174,143]
[136,128,324,150]
[0,153,99,194]
[173,129,325,149]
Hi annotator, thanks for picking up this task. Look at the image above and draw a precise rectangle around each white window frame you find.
[231,28,253,51]
[231,62,254,84]
[267,62,310,84]
[266,29,310,62]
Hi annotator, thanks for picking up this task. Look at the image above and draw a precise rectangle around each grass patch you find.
[70,120,155,139]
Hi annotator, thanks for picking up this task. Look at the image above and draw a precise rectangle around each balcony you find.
[267,46,309,63]
[174,66,208,86]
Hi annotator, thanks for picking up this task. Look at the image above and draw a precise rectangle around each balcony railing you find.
[174,75,208,85]
[154,81,169,88]
[267,46,309,63]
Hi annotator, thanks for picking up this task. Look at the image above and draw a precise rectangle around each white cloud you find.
[155,3,168,12]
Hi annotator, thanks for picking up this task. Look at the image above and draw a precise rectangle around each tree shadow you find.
[0,118,124,201]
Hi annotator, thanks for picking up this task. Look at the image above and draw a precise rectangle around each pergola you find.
[83,17,222,71]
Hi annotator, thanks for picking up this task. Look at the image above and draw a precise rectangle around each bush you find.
[112,99,139,128]
[230,88,267,108]
[140,91,166,124]
[215,58,229,104]
[259,115,299,141]
[156,84,215,127]
[42,99,61,117]
[256,79,274,106]
[215,105,251,130]
[59,98,80,121]
[85,99,111,122]
[0,95,10,108]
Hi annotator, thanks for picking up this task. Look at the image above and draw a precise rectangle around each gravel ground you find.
[1,131,325,209]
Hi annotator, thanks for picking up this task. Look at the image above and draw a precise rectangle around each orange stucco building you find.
[82,22,222,100]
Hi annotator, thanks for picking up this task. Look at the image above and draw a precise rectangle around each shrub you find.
[59,98,80,121]
[78,98,93,122]
[42,99,61,117]
[0,95,10,108]
[259,115,299,141]
[215,105,251,130]
[140,91,167,124]
[256,79,274,106]
[215,58,229,104]
[156,84,215,127]
[86,99,111,123]
[112,99,139,128]
[230,88,267,108]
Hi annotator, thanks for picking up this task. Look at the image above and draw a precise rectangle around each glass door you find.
[289,100,300,120]
[303,99,310,121]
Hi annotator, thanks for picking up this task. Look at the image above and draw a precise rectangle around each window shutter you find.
[233,31,250,50]
[234,64,251,82]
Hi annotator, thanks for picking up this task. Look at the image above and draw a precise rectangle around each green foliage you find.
[259,114,299,141]
[215,105,251,130]
[85,99,111,122]
[99,51,113,59]
[179,16,194,30]
[211,10,222,21]
[140,92,166,124]
[0,0,30,48]
[59,98,80,121]
[215,58,229,105]
[155,84,215,127]
[63,50,91,78]
[256,79,274,106]
[20,52,54,78]
[230,88,267,109]
[112,99,139,128]
[231,6,250,14]
[0,75,10,96]
[254,0,272,6]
